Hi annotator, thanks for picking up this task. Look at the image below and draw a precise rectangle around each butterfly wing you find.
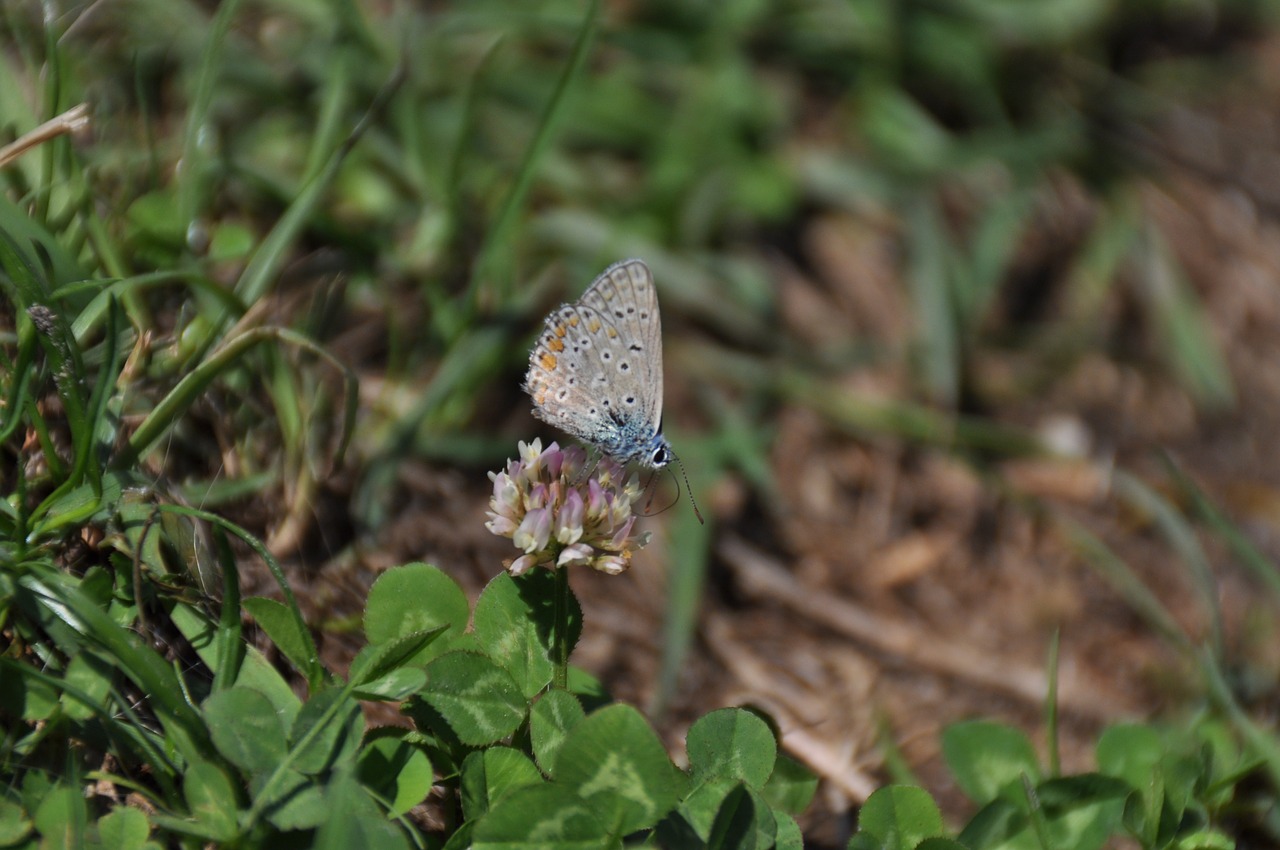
[575,259,664,430]
[524,302,620,446]
[524,259,665,461]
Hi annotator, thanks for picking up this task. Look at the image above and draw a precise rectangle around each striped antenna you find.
[668,449,704,525]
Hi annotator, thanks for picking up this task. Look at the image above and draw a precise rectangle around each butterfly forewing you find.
[575,259,663,427]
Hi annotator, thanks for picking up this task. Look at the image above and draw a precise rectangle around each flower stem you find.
[552,564,570,690]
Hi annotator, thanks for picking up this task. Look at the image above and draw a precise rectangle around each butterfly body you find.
[524,259,671,469]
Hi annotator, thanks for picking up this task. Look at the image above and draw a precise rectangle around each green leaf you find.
[687,707,776,790]
[774,811,804,850]
[235,645,305,726]
[0,195,83,289]
[8,663,58,721]
[1037,774,1132,813]
[1123,783,1158,847]
[555,704,683,835]
[851,786,945,850]
[313,770,411,850]
[203,686,287,773]
[80,567,114,608]
[251,769,328,831]
[1096,724,1163,791]
[942,721,1040,804]
[348,626,449,687]
[707,784,776,850]
[169,601,302,728]
[441,821,476,850]
[0,800,32,845]
[61,651,113,721]
[1039,797,1126,850]
[183,760,239,842]
[658,777,739,844]
[352,667,428,702]
[860,85,952,176]
[1172,829,1236,850]
[473,570,582,699]
[472,784,617,850]
[762,754,818,815]
[208,221,255,261]
[957,796,1026,848]
[33,786,87,850]
[567,666,611,711]
[420,651,527,746]
[31,479,115,538]
[1101,726,1192,850]
[289,687,364,775]
[243,596,314,677]
[461,747,546,821]
[95,807,150,850]
[365,563,469,665]
[357,734,435,818]
[127,191,186,248]
[530,689,586,776]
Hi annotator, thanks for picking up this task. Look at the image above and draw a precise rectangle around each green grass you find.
[4,0,1280,846]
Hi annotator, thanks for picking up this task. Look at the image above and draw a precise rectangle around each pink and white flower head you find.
[486,439,650,576]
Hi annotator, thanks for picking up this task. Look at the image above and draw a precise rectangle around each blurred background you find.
[6,0,1280,842]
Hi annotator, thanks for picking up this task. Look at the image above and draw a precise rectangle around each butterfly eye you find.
[651,447,669,466]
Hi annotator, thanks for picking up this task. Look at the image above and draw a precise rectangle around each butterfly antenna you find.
[667,449,704,525]
[642,470,663,515]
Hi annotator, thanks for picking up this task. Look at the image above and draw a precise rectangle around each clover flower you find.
[486,439,650,576]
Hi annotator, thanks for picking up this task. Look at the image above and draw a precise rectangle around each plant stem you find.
[553,564,570,690]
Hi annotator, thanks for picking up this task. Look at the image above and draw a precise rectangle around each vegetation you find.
[3,0,1280,847]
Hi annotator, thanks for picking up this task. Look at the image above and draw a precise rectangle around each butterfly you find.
[524,259,702,522]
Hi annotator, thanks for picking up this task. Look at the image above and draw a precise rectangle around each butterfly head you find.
[645,437,672,470]
[636,436,704,524]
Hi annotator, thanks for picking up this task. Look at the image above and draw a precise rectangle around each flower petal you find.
[557,543,594,567]
[556,489,585,545]
[509,554,539,576]
[513,508,550,553]
[593,554,629,575]
[485,515,517,537]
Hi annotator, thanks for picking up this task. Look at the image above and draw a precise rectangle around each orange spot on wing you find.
[606,327,618,338]
[548,337,565,352]
[540,352,557,370]
[588,319,601,333]
[568,315,580,327]
[554,324,567,337]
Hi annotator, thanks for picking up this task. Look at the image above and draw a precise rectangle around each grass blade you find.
[1112,470,1223,658]
[1055,514,1191,652]
[17,567,217,766]
[178,0,245,231]
[472,0,600,304]
[906,193,960,406]
[120,325,358,475]
[1161,453,1280,604]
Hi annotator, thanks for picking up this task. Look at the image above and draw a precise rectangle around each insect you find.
[524,259,702,523]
